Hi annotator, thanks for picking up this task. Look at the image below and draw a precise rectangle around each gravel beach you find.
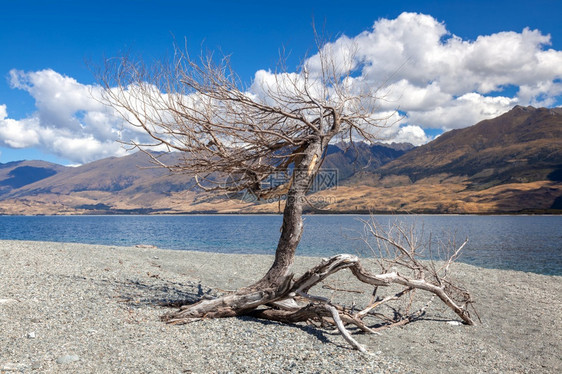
[1,240,561,373]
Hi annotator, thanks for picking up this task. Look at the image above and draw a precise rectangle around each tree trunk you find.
[251,178,306,288]
[249,140,322,289]
[163,141,323,322]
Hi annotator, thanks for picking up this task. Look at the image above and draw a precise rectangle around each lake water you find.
[0,215,560,275]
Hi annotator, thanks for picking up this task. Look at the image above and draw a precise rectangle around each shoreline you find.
[1,240,561,373]
[1,210,562,216]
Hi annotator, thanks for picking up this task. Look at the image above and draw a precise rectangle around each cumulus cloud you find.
[348,13,562,95]
[1,69,132,163]
[1,12,562,162]
[392,125,431,146]
[373,114,431,147]
[0,104,41,148]
[406,93,519,130]
[302,12,562,142]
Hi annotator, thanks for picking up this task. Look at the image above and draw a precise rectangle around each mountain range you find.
[0,105,561,214]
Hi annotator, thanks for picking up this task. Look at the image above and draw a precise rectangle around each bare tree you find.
[99,37,474,352]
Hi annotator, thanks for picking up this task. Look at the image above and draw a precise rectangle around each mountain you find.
[307,106,562,214]
[0,160,66,196]
[0,105,560,215]
[379,106,562,187]
[0,152,199,214]
[322,142,414,180]
[5,152,190,196]
[0,143,409,214]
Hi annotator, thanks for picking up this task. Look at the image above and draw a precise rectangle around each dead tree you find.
[99,37,474,352]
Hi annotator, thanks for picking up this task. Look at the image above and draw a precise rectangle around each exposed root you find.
[163,250,475,353]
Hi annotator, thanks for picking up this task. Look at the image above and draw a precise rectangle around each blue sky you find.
[1,0,561,165]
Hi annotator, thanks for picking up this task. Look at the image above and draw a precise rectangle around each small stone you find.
[447,321,462,326]
[56,355,80,364]
[0,298,18,304]
[27,331,36,339]
[1,362,28,371]
[31,361,42,370]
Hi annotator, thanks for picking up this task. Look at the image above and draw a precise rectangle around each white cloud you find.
[0,104,41,148]
[1,12,562,163]
[303,12,562,134]
[382,79,452,112]
[392,125,431,146]
[1,69,132,163]
[406,93,518,130]
[373,113,431,146]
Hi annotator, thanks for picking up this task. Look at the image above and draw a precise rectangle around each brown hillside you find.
[0,106,560,215]
[380,106,562,186]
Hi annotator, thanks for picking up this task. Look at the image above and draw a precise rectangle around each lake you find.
[0,215,560,275]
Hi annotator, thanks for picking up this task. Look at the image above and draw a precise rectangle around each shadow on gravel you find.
[94,276,366,348]
[118,279,220,308]
[115,276,349,347]
[52,273,210,308]
[235,315,349,348]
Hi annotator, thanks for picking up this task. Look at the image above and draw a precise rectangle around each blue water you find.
[0,215,561,275]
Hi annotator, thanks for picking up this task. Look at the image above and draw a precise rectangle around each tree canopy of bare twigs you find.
[99,36,474,353]
[100,38,390,195]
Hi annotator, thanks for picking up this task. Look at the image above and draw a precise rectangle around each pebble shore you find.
[1,240,561,373]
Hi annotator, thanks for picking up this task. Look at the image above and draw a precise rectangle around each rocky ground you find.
[1,240,561,373]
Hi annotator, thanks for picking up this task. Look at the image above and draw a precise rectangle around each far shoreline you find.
[1,210,562,216]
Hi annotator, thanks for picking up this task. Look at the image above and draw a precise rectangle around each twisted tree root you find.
[162,254,475,353]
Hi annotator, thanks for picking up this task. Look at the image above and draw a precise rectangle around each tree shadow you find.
[104,277,461,348]
[112,277,353,347]
[54,273,212,308]
[235,315,348,348]
[117,278,219,308]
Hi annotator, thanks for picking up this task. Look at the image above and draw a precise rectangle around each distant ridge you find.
[309,105,562,214]
[0,143,410,214]
[0,160,66,196]
[379,106,562,186]
[0,106,561,214]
